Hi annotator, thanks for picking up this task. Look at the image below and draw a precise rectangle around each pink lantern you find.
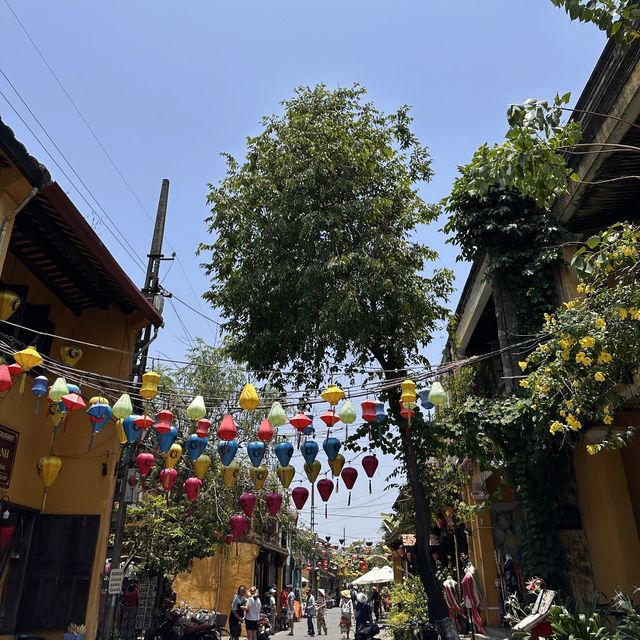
[62,392,86,411]
[362,454,379,493]
[239,492,258,517]
[361,401,377,423]
[319,411,340,428]
[7,363,22,379]
[317,478,334,518]
[159,467,178,492]
[230,514,250,539]
[291,486,309,510]
[0,365,12,392]
[196,418,211,439]
[257,419,274,442]
[135,452,155,477]
[218,414,237,441]
[290,412,312,433]
[155,410,173,435]
[265,492,283,516]
[184,476,202,502]
[341,466,358,505]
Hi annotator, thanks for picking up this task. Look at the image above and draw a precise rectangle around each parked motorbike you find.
[150,609,222,640]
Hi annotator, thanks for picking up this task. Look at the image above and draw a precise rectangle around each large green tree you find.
[199,85,457,637]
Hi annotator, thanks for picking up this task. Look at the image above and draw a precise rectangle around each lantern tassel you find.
[35,398,40,415]
[348,491,351,506]
[369,479,372,494]
[236,541,239,557]
[325,504,327,518]
[336,478,339,494]
[87,432,96,452]
[41,487,48,511]
[19,374,26,394]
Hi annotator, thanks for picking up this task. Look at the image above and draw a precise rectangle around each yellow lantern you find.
[321,385,345,406]
[276,465,295,489]
[400,378,417,407]
[48,402,65,429]
[88,396,110,407]
[115,419,128,444]
[14,346,43,393]
[60,345,83,367]
[239,383,260,411]
[0,291,20,321]
[164,443,183,469]
[38,455,62,487]
[193,454,212,480]
[304,460,321,484]
[222,462,241,488]
[140,371,161,400]
[250,465,268,490]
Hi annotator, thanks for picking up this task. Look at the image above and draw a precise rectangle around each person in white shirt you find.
[245,586,262,640]
[230,585,247,640]
[286,585,296,636]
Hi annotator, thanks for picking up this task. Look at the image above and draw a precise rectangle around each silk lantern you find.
[361,400,377,423]
[194,454,212,480]
[230,514,250,539]
[187,395,206,421]
[140,371,161,401]
[217,439,239,466]
[39,455,62,486]
[328,454,346,493]
[222,462,240,488]
[49,377,68,403]
[157,426,178,453]
[218,415,237,441]
[6,364,20,380]
[267,401,287,427]
[186,434,207,461]
[320,411,340,428]
[154,410,173,435]
[184,476,202,502]
[418,389,434,410]
[136,452,155,477]
[87,403,112,450]
[247,441,266,467]
[112,393,133,420]
[428,381,448,406]
[276,465,295,489]
[0,290,19,320]
[265,492,283,516]
[291,486,309,510]
[400,402,415,421]
[0,365,11,393]
[13,346,42,393]
[321,384,345,406]
[62,392,86,412]
[115,419,127,444]
[290,412,312,433]
[341,466,358,505]
[274,441,294,467]
[164,443,183,469]
[339,399,356,425]
[362,454,379,493]
[48,403,65,430]
[123,416,142,443]
[375,401,386,422]
[239,492,258,517]
[322,437,341,462]
[134,415,153,430]
[400,379,417,406]
[250,465,268,490]
[301,440,319,465]
[60,344,83,367]
[32,375,48,413]
[304,460,321,484]
[317,478,334,517]
[196,418,211,439]
[257,419,274,442]
[239,383,260,410]
[88,396,109,407]
[160,467,178,492]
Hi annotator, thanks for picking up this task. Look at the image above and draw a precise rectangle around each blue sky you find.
[1,1,605,540]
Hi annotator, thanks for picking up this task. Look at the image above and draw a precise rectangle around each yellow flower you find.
[595,318,606,329]
[575,351,586,363]
[630,307,640,320]
[603,415,614,425]
[572,379,581,388]
[566,414,582,431]
[564,300,576,310]
[603,405,610,414]
[519,379,530,389]
[582,357,593,367]
[622,245,637,257]
[586,444,597,455]
[576,283,585,293]
[544,313,552,323]
[597,351,612,364]
[579,336,596,349]
[549,420,563,435]
[518,361,528,372]
[562,349,571,361]
[594,371,605,382]
[619,307,628,319]
[559,410,567,417]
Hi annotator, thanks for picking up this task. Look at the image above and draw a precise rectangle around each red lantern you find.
[290,413,312,433]
[135,452,155,477]
[230,514,250,539]
[361,400,377,423]
[317,478,334,518]
[341,466,358,505]
[196,418,211,439]
[184,476,202,502]
[265,492,283,516]
[0,525,15,548]
[360,560,367,571]
[239,492,258,517]
[362,454,379,493]
[159,468,178,492]
[257,419,274,442]
[218,414,237,441]
[320,410,340,428]
[291,486,309,510]
[155,410,173,435]
[7,363,22,378]
[62,392,86,411]
[0,365,12,392]
[400,405,415,420]
[134,415,154,430]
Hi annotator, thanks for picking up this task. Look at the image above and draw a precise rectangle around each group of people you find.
[338,585,386,640]
[230,585,270,640]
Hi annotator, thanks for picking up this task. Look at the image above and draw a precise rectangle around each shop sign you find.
[0,425,19,489]
[108,568,125,595]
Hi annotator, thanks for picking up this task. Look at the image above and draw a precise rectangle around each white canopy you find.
[352,565,393,585]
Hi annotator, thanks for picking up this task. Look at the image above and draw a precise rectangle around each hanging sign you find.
[0,425,19,489]
[108,568,125,595]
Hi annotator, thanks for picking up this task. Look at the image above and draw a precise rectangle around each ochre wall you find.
[173,542,260,622]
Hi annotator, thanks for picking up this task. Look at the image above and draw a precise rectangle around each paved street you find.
[272,606,347,640]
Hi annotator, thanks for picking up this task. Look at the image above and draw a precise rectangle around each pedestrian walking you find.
[339,589,354,640]
[246,586,262,640]
[265,587,277,630]
[354,593,372,636]
[305,588,316,636]
[286,584,296,636]
[316,588,328,635]
[230,585,247,640]
[370,586,381,621]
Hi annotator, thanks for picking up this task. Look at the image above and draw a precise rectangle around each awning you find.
[352,565,393,585]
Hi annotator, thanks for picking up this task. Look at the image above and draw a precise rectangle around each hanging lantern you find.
[339,399,357,427]
[301,440,319,465]
[186,434,207,462]
[276,465,295,489]
[135,452,155,477]
[267,401,287,427]
[14,346,43,393]
[134,415,154,430]
[341,466,358,505]
[88,396,109,407]
[291,486,309,510]
[362,454,379,493]
[418,389,434,410]
[60,345,83,367]
[400,403,415,421]
[7,363,22,379]
[66,383,80,395]
[112,393,134,420]
[290,412,312,433]
[184,476,202,502]
[250,465,268,490]
[0,365,12,393]
[160,467,178,492]
[218,414,237,441]
[328,453,345,477]
[428,381,448,406]
[115,419,128,445]
[0,290,20,320]
[257,419,274,442]
[361,401,377,423]
[375,401,386,422]
[154,410,173,435]
[164,443,183,469]
[317,478,334,518]
[321,384,345,406]
[39,455,62,486]
[62,392,86,412]
[194,454,212,480]
[187,396,207,422]
[265,492,283,516]
[322,437,341,462]
[400,378,417,403]
[196,418,211,439]
[0,524,16,549]
[247,441,266,467]
[274,441,294,467]
[140,371,161,401]
[157,426,178,453]
[48,377,69,403]
[217,439,239,466]
[320,411,340,428]
[304,460,321,484]
[48,403,65,430]
[239,383,260,410]
[87,403,112,449]
[239,492,258,517]
[230,514,250,539]
[222,462,241,488]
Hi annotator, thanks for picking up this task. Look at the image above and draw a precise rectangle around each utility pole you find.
[102,180,170,640]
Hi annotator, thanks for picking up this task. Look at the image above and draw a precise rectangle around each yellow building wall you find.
[0,249,147,639]
[173,542,260,624]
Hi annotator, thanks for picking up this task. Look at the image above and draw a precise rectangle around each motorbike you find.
[150,609,222,640]
[355,622,381,640]
[257,611,272,640]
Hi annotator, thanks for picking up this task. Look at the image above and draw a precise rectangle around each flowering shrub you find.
[521,222,639,453]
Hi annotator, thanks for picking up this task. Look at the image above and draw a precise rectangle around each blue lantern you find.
[418,389,434,410]
[187,434,207,461]
[303,425,315,436]
[247,441,266,468]
[67,383,81,395]
[123,415,142,444]
[217,439,239,466]
[375,401,386,422]
[322,437,341,462]
[87,403,112,433]
[301,440,319,465]
[32,375,48,414]
[157,425,178,453]
[274,441,294,467]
